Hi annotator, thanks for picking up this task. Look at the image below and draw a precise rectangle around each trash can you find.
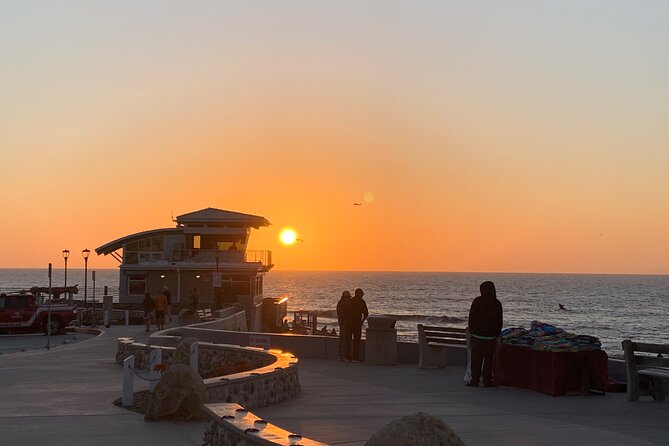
[365,315,398,365]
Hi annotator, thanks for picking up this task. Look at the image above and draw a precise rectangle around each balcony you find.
[170,249,272,268]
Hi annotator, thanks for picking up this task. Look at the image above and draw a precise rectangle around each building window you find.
[128,275,146,295]
[193,235,201,249]
[124,236,164,264]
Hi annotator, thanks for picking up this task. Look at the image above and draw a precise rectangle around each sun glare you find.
[280,228,298,245]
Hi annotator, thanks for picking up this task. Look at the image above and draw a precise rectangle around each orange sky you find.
[1,2,668,273]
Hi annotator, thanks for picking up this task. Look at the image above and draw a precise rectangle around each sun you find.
[279,228,298,245]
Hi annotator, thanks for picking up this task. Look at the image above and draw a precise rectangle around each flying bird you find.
[353,202,362,206]
[296,238,305,243]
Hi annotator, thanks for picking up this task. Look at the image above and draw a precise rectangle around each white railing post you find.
[122,355,135,407]
[190,342,199,374]
[149,348,162,392]
[103,310,109,328]
[125,310,130,326]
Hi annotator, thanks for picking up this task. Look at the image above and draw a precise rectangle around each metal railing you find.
[169,249,272,267]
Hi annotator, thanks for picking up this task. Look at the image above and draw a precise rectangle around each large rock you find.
[365,412,465,446]
[144,363,207,421]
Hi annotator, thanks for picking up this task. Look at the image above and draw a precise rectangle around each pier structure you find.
[95,208,273,331]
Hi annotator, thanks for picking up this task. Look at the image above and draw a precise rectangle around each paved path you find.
[0,332,96,354]
[255,360,669,446]
[0,326,205,446]
[1,326,668,446]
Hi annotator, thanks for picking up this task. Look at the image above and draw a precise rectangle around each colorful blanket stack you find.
[499,321,601,352]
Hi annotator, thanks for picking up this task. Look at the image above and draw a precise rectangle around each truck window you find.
[0,296,5,308]
[7,295,31,308]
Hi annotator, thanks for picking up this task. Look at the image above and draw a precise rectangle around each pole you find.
[47,263,52,350]
[92,271,96,328]
[84,256,88,324]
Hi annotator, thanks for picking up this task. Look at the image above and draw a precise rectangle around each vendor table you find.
[493,343,608,396]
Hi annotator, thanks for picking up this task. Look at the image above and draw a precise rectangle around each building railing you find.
[170,249,272,267]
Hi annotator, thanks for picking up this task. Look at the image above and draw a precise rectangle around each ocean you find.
[2,268,667,355]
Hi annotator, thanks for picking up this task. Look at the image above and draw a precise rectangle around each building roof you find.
[95,228,182,255]
[176,207,270,227]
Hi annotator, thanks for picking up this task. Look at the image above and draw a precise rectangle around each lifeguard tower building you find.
[95,208,274,329]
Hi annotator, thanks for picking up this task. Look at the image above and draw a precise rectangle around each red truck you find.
[0,293,78,335]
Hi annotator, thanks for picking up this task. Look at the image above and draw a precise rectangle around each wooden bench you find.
[417,324,468,369]
[622,339,669,401]
[196,308,215,322]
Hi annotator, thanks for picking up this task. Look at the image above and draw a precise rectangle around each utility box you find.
[365,315,398,365]
[261,297,288,332]
[103,295,114,326]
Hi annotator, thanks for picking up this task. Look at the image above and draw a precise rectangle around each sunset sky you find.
[1,1,668,273]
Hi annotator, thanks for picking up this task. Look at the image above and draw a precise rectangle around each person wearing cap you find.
[344,288,369,362]
[336,290,352,361]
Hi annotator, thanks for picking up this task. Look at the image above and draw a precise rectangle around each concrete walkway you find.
[1,326,667,446]
[0,326,205,446]
[255,360,669,445]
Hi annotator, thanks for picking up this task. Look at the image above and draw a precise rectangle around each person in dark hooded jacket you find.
[467,281,503,387]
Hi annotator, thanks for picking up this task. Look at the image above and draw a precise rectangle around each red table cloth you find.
[493,343,608,396]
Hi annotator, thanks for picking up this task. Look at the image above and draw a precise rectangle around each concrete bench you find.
[196,308,215,322]
[417,324,468,369]
[622,339,669,401]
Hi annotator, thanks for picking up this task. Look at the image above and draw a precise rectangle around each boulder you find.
[144,363,207,421]
[365,412,465,446]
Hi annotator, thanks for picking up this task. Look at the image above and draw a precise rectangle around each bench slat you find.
[426,336,466,342]
[638,367,669,378]
[629,342,669,355]
[421,326,467,333]
[427,340,467,347]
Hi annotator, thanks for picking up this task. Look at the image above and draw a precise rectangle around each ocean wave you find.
[315,309,465,324]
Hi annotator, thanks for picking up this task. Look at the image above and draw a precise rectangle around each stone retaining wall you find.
[203,403,327,446]
[116,338,300,409]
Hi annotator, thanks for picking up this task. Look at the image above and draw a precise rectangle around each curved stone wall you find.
[116,338,300,410]
[203,403,328,446]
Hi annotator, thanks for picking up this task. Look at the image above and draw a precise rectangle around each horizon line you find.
[1,267,668,277]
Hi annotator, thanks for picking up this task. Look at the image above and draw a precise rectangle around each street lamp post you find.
[92,270,96,328]
[62,250,70,301]
[82,249,90,324]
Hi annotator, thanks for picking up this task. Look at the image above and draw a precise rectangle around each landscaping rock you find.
[144,363,207,421]
[365,412,465,446]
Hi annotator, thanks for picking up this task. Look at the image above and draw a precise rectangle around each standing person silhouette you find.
[154,290,168,331]
[162,286,172,323]
[345,288,369,362]
[467,281,503,387]
[142,292,155,333]
[336,290,352,361]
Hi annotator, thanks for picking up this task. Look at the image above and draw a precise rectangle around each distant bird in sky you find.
[353,202,362,206]
[296,238,305,243]
[559,304,566,310]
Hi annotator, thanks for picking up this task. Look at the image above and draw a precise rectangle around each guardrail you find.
[170,249,272,267]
